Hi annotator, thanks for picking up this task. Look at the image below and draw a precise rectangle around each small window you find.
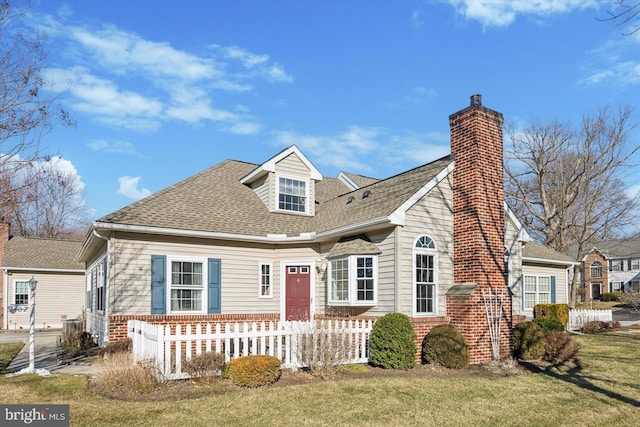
[590,261,603,278]
[170,260,204,312]
[300,266,309,274]
[288,267,297,274]
[14,281,29,305]
[259,263,272,298]
[278,176,307,213]
[96,262,105,312]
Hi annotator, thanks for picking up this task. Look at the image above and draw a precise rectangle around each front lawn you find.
[1,329,639,426]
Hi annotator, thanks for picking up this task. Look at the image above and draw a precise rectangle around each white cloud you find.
[580,32,640,87]
[446,0,602,28]
[87,139,142,156]
[35,12,291,134]
[229,122,263,135]
[117,176,151,200]
[384,86,436,110]
[274,126,449,176]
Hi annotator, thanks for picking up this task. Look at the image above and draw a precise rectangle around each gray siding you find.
[5,271,84,330]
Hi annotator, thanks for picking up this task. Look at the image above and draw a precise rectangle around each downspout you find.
[394,226,401,313]
[92,230,110,345]
[2,268,7,329]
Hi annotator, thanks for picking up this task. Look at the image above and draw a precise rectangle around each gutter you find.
[522,256,580,267]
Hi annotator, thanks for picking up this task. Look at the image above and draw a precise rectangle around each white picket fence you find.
[127,319,373,380]
[568,309,613,331]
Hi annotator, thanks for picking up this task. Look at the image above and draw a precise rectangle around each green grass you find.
[1,330,640,426]
[0,342,23,374]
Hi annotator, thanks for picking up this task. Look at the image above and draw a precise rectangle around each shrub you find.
[183,351,225,383]
[296,323,353,379]
[533,304,569,328]
[580,320,622,334]
[368,313,416,370]
[61,331,96,357]
[620,291,640,312]
[93,351,161,397]
[421,324,469,369]
[226,355,281,387]
[512,321,545,360]
[544,331,580,366]
[533,318,565,332]
[599,292,620,302]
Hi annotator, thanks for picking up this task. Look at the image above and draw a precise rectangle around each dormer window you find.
[278,176,308,213]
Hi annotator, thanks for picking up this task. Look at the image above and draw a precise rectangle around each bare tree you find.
[2,157,89,238]
[600,1,640,35]
[505,106,640,307]
[0,1,73,222]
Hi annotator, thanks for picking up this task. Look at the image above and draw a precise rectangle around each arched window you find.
[414,235,437,315]
[590,261,603,279]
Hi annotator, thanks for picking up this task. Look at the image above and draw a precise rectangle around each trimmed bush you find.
[533,318,565,332]
[421,324,469,369]
[512,321,545,360]
[369,313,416,370]
[534,304,569,328]
[61,331,96,358]
[226,355,281,387]
[544,332,580,366]
[183,351,225,382]
[599,292,620,302]
[580,320,622,334]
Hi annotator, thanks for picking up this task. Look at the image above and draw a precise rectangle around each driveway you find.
[612,306,640,324]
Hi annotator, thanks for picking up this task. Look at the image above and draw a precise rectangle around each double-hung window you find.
[277,176,307,213]
[611,281,624,292]
[170,260,204,312]
[611,259,623,272]
[414,236,437,315]
[631,259,640,271]
[328,255,377,305]
[14,281,29,305]
[590,261,603,278]
[259,262,272,298]
[523,275,551,310]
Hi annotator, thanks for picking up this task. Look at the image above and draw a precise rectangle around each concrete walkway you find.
[4,331,99,375]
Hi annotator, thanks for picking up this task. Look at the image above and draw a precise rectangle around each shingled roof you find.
[97,155,454,238]
[522,241,577,265]
[2,237,84,271]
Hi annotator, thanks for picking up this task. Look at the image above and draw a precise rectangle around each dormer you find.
[240,145,323,216]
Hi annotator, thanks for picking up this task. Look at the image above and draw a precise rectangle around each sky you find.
[7,0,640,220]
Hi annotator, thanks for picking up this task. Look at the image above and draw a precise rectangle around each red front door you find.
[286,265,311,321]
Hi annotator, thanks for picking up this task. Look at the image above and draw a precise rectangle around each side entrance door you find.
[285,265,311,321]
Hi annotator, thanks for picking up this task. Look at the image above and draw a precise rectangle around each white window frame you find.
[611,281,623,292]
[167,256,208,314]
[413,235,438,316]
[523,275,551,310]
[590,261,603,278]
[611,259,623,272]
[14,280,29,306]
[276,174,309,214]
[631,259,640,271]
[96,261,105,313]
[259,262,273,298]
[327,255,378,306]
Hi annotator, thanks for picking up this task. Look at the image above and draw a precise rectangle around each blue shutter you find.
[208,258,221,314]
[151,255,166,314]
[550,276,556,304]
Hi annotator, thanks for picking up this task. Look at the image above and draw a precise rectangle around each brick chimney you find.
[447,94,512,363]
[0,220,9,329]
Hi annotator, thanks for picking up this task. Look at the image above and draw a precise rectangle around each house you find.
[77,95,571,363]
[571,239,640,300]
[512,241,578,318]
[0,223,85,330]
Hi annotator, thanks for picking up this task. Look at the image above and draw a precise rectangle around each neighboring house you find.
[510,241,578,318]
[571,239,640,300]
[1,232,85,330]
[76,95,568,363]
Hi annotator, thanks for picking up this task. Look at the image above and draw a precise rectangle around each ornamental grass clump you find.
[368,313,416,370]
[183,351,226,383]
[225,355,281,387]
[512,321,545,360]
[421,324,469,369]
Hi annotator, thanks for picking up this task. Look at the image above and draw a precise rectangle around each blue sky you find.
[14,0,640,219]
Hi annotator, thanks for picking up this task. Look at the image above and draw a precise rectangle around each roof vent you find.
[362,190,371,199]
[346,195,355,204]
